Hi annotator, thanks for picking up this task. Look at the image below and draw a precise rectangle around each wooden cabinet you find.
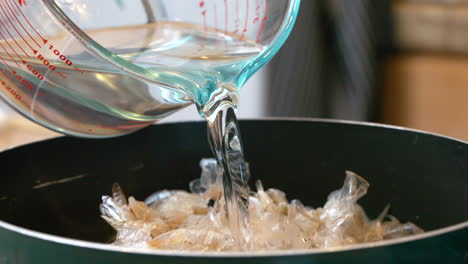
[381,54,468,141]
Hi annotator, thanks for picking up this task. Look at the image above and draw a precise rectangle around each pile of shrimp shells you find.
[100,158,423,251]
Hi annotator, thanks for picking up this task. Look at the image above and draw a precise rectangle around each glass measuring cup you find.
[0,0,300,137]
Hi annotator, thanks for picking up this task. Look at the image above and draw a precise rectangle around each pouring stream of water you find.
[202,92,251,250]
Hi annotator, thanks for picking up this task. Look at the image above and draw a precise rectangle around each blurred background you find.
[2,0,468,147]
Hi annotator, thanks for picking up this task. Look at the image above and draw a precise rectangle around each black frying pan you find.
[0,119,466,263]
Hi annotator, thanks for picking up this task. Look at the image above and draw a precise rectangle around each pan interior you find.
[0,120,466,246]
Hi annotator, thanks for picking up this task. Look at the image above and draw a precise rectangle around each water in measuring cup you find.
[0,22,262,135]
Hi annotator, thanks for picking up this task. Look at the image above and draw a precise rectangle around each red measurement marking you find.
[0,30,22,64]
[241,0,249,39]
[16,75,44,97]
[73,66,84,75]
[44,80,54,88]
[253,0,260,24]
[17,0,24,6]
[224,0,228,34]
[48,44,73,66]
[24,63,44,80]
[10,0,47,44]
[0,71,21,100]
[0,2,36,53]
[36,53,56,71]
[0,17,30,58]
[87,128,93,132]
[233,0,239,34]
[0,31,25,64]
[199,1,205,24]
[0,40,20,68]
[200,1,207,50]
[255,0,268,43]
[55,71,67,79]
[15,74,34,90]
[0,47,16,72]
[3,0,40,47]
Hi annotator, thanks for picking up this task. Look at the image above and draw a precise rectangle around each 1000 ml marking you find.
[48,44,73,66]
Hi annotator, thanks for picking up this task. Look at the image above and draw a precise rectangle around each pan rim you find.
[0,218,467,257]
[0,118,467,257]
[3,117,468,151]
